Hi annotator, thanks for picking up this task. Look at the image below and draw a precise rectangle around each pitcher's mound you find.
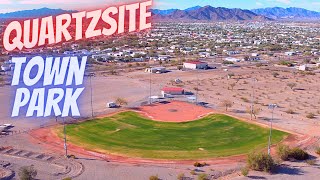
[137,101,213,122]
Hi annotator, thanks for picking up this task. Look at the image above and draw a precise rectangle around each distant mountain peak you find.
[252,7,320,20]
[0,7,76,19]
[153,6,272,22]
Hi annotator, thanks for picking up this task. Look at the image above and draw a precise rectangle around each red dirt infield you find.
[135,101,213,122]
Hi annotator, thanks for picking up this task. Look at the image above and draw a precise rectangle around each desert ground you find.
[1,60,320,179]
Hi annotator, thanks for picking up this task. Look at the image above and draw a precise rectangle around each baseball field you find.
[56,111,288,160]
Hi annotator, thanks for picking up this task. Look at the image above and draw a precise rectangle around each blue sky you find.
[0,0,319,13]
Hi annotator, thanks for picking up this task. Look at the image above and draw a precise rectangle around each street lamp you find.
[149,66,152,105]
[89,73,95,117]
[250,78,256,121]
[63,117,68,158]
[267,103,277,155]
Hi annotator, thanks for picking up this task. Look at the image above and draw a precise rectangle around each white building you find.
[285,51,296,56]
[145,67,166,73]
[298,64,317,71]
[183,61,208,70]
[199,52,211,58]
[225,57,240,62]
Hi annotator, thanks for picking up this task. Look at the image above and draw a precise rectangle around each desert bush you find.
[289,148,309,160]
[285,109,295,114]
[221,100,233,111]
[62,178,72,180]
[277,145,309,161]
[306,159,316,165]
[149,175,159,180]
[241,97,249,102]
[68,154,76,159]
[247,152,275,172]
[197,173,209,180]
[194,162,207,167]
[241,167,249,176]
[272,72,279,78]
[190,170,196,175]
[315,146,320,155]
[18,165,37,180]
[177,173,185,180]
[306,113,315,119]
[276,144,290,161]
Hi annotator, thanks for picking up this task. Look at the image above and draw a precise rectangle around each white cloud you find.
[256,1,263,6]
[275,0,292,4]
[0,0,11,5]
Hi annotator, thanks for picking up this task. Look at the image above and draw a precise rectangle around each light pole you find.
[250,78,256,120]
[267,104,277,155]
[89,73,94,117]
[149,66,152,104]
[196,70,199,104]
[63,117,68,158]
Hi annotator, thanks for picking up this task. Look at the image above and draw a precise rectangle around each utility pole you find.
[250,78,256,120]
[89,74,94,117]
[268,104,277,156]
[149,66,152,104]
[63,118,68,158]
[196,69,199,104]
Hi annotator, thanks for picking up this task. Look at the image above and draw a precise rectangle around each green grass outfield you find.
[57,111,288,160]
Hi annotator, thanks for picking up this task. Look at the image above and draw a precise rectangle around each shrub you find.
[68,154,76,159]
[306,113,315,119]
[272,72,279,78]
[289,148,309,160]
[277,145,309,161]
[63,178,72,180]
[285,109,295,114]
[315,147,320,155]
[247,152,275,172]
[241,97,249,102]
[177,173,185,180]
[306,159,316,166]
[241,167,249,176]
[18,166,37,180]
[276,144,290,161]
[149,175,159,180]
[194,162,207,167]
[197,173,209,180]
[190,170,196,175]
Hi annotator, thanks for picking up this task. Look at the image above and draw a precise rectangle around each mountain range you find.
[152,6,320,21]
[152,6,272,21]
[251,7,320,19]
[0,8,75,19]
[0,6,319,21]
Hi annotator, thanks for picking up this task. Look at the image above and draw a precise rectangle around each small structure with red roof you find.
[161,87,184,96]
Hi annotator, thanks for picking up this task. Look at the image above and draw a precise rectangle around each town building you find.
[161,87,184,97]
[183,61,208,70]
